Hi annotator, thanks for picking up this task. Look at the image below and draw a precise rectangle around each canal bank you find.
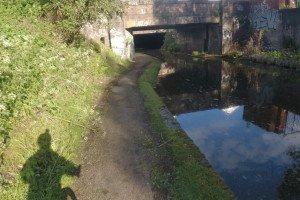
[221,51,300,70]
[139,57,234,199]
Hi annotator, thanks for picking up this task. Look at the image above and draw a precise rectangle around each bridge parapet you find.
[123,0,221,29]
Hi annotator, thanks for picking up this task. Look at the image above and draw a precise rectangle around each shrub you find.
[161,32,178,53]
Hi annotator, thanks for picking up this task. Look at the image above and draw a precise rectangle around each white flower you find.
[49,65,56,69]
[0,104,6,112]
[75,62,83,67]
[2,39,13,48]
[22,35,31,42]
[8,93,16,100]
[2,56,11,64]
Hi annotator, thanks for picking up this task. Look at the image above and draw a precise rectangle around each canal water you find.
[156,55,300,200]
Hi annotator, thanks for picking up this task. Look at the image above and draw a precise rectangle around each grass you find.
[262,50,300,61]
[262,51,284,59]
[138,61,234,200]
[0,5,130,199]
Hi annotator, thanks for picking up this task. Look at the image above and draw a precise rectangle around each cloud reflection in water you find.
[177,106,300,200]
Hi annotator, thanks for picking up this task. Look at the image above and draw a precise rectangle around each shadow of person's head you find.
[37,129,51,149]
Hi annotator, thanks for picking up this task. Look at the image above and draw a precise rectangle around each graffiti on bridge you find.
[250,2,280,30]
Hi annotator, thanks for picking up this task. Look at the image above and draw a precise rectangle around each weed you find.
[150,167,170,191]
[143,135,155,149]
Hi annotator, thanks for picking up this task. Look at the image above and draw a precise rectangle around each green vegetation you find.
[262,51,284,59]
[212,9,220,18]
[262,51,300,61]
[0,2,129,199]
[192,50,211,58]
[1,0,124,43]
[161,32,178,53]
[225,41,300,66]
[150,166,170,191]
[139,61,234,200]
[292,52,300,61]
[192,51,201,56]
[225,29,300,65]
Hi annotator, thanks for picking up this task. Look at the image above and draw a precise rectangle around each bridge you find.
[123,0,221,30]
[81,0,252,57]
[121,0,226,54]
[83,0,300,58]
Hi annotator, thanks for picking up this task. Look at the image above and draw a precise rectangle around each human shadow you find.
[21,129,80,200]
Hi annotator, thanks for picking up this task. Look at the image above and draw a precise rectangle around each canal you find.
[155,54,300,200]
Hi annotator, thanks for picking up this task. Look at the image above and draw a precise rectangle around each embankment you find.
[139,60,234,200]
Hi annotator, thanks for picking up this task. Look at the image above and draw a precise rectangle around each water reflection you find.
[156,56,300,200]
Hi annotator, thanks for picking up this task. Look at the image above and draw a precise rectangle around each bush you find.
[161,32,178,53]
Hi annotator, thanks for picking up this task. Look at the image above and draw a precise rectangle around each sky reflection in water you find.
[177,107,300,199]
[157,58,300,200]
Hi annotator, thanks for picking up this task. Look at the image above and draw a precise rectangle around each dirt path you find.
[74,54,158,200]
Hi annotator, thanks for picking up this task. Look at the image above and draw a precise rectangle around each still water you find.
[156,56,300,200]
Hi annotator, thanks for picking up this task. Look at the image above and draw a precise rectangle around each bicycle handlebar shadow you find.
[21,129,80,200]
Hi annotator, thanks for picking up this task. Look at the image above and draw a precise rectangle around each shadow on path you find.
[21,129,80,200]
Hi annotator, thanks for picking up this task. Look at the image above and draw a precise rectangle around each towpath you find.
[75,54,158,200]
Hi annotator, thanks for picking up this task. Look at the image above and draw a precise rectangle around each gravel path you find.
[74,54,158,200]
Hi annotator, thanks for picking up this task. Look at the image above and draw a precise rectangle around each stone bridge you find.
[123,0,221,30]
[82,0,254,58]
[83,0,300,59]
